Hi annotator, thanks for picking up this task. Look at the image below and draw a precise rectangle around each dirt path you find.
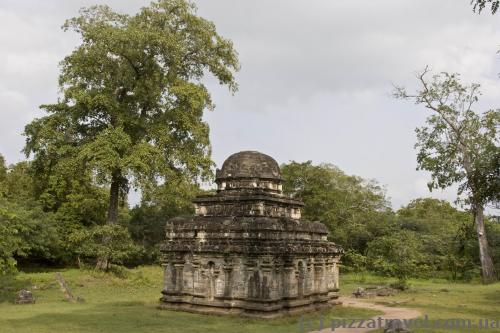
[309,297,421,333]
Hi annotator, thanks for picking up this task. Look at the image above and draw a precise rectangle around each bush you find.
[0,211,21,275]
[342,250,367,273]
[0,198,61,274]
[366,230,423,280]
[68,224,140,269]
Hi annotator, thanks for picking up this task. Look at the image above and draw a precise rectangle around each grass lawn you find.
[0,266,378,333]
[1,266,499,333]
[341,273,500,333]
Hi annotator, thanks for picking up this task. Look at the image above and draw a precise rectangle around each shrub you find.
[69,224,140,269]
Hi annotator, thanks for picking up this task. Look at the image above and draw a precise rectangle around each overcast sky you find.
[1,0,499,211]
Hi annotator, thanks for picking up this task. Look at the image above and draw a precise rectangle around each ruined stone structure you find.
[160,151,343,317]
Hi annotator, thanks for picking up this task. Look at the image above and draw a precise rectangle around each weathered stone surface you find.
[216,151,282,180]
[15,289,35,304]
[160,151,343,317]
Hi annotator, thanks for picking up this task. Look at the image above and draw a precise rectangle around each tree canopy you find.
[394,68,499,282]
[281,161,392,255]
[25,0,239,219]
[280,161,500,281]
[23,0,239,269]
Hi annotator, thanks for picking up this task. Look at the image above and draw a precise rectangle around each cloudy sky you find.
[1,0,499,211]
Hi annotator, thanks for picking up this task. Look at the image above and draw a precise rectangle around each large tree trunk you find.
[106,169,121,225]
[95,169,122,270]
[473,203,497,283]
[461,149,497,283]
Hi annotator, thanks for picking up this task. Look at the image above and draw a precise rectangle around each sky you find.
[0,0,499,211]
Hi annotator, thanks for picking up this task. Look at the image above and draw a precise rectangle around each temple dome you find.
[216,151,282,180]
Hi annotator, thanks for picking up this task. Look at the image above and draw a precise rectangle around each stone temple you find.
[160,151,343,317]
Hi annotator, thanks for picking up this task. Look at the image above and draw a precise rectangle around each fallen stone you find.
[15,289,35,304]
[55,272,77,303]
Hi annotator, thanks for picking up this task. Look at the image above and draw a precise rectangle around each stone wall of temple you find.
[194,200,302,219]
[161,253,340,316]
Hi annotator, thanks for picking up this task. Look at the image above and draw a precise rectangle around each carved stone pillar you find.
[283,263,297,298]
[314,262,324,293]
[333,262,339,289]
[162,262,171,293]
[223,259,234,298]
[306,259,314,295]
[260,258,273,299]
[173,263,184,293]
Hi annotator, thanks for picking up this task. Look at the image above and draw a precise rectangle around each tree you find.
[24,0,239,269]
[394,68,499,283]
[397,198,477,280]
[0,202,23,275]
[281,161,392,255]
[471,0,499,14]
[0,161,65,271]
[397,198,468,237]
[366,229,423,286]
[2,162,35,203]
[68,224,139,269]
[128,177,199,264]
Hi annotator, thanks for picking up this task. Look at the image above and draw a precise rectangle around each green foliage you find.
[282,159,488,280]
[53,187,108,228]
[394,69,498,282]
[0,160,66,273]
[281,161,391,254]
[1,162,35,202]
[397,199,470,272]
[24,0,239,227]
[341,250,367,273]
[366,229,423,281]
[69,224,139,267]
[282,161,389,220]
[0,205,22,275]
[0,159,113,267]
[487,220,500,274]
[394,70,499,208]
[0,198,61,274]
[128,178,199,264]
